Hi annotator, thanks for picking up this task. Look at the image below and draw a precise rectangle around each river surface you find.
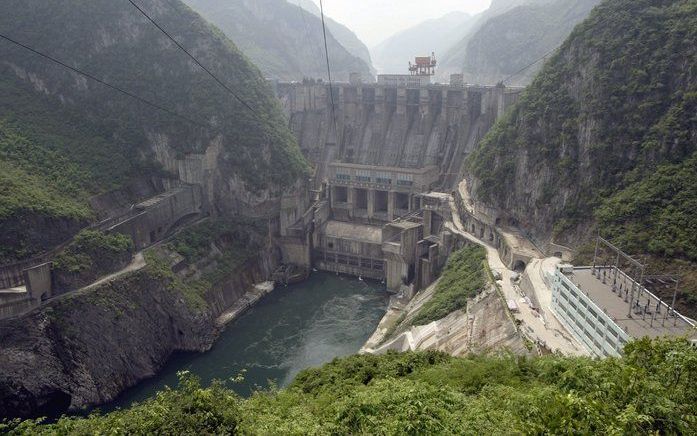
[104,272,388,411]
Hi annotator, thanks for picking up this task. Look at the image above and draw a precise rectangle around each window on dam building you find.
[375,191,388,212]
[355,189,368,210]
[396,192,409,210]
[335,186,348,203]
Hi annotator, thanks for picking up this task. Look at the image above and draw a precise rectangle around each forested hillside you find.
[6,339,695,434]
[182,0,374,81]
[466,0,697,311]
[0,0,307,262]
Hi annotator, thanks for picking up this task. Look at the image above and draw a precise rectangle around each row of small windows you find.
[335,172,416,186]
[557,283,627,352]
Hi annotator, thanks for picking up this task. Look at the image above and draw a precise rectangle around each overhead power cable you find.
[318,0,339,140]
[295,0,329,79]
[0,32,209,129]
[501,46,560,84]
[125,0,261,118]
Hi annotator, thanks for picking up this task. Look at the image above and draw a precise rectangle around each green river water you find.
[104,272,388,411]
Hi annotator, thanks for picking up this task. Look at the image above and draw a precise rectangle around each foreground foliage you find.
[5,338,695,435]
[410,245,487,326]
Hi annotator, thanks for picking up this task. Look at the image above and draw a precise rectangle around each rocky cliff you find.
[0,220,276,419]
[466,0,697,311]
[459,0,601,86]
[0,0,308,262]
[182,0,374,81]
[295,0,374,74]
[439,0,599,85]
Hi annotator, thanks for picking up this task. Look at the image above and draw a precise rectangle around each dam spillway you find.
[273,78,523,296]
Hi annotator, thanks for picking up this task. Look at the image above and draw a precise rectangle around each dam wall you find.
[277,81,522,190]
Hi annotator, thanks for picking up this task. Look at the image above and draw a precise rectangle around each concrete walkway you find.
[81,252,146,291]
[447,197,587,356]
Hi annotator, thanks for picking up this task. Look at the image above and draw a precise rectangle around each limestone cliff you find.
[0,0,308,262]
[0,243,274,419]
[466,0,697,311]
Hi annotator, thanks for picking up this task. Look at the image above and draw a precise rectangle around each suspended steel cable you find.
[0,32,210,129]
[501,46,560,85]
[318,0,339,140]
[125,0,261,118]
[295,0,328,80]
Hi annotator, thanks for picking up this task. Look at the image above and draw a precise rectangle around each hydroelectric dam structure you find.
[273,75,524,296]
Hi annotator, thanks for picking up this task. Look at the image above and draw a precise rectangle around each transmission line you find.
[125,0,261,118]
[295,0,329,79]
[501,46,560,84]
[0,32,209,129]
[318,0,339,140]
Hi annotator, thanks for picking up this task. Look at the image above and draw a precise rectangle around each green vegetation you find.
[411,245,487,326]
[53,230,133,274]
[466,0,697,310]
[0,74,145,262]
[5,338,696,434]
[0,0,310,262]
[146,218,267,310]
[52,230,133,291]
[144,250,208,311]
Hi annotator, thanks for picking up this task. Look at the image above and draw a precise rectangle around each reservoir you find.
[105,272,388,411]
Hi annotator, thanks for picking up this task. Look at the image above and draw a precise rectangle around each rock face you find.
[439,0,600,85]
[0,0,308,263]
[0,270,215,418]
[458,0,601,86]
[465,0,697,310]
[182,0,374,81]
[295,0,374,74]
[0,251,273,419]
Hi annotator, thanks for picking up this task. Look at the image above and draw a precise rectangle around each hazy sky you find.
[307,0,492,47]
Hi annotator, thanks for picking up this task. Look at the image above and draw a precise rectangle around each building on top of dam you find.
[275,73,525,294]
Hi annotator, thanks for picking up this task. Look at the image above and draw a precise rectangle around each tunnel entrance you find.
[513,260,527,273]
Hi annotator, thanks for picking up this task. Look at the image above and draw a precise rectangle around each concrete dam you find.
[273,77,524,296]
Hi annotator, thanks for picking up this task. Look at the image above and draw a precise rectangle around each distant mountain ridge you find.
[183,0,374,81]
[444,0,602,85]
[371,11,475,75]
[295,0,375,74]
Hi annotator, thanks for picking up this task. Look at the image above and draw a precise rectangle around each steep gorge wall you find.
[0,251,274,419]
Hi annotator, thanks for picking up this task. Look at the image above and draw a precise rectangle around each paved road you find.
[447,198,587,356]
[82,252,146,291]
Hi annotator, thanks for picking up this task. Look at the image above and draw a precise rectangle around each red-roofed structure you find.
[409,52,437,76]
